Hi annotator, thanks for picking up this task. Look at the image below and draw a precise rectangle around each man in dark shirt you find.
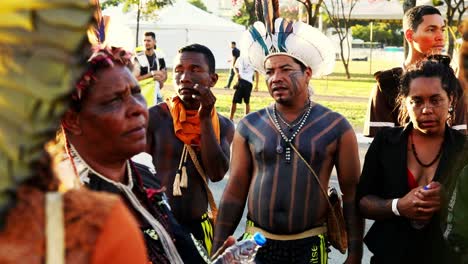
[363,5,467,137]
[134,31,167,105]
[224,41,240,89]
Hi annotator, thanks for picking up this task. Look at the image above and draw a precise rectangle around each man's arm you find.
[212,131,252,254]
[194,85,234,182]
[335,129,363,264]
[200,115,234,182]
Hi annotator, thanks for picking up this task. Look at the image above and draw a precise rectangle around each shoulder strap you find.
[185,145,218,221]
[136,52,150,68]
[46,192,65,264]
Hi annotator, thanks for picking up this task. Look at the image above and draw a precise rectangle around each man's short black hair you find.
[404,5,442,32]
[144,32,156,40]
[178,43,216,73]
[231,41,236,45]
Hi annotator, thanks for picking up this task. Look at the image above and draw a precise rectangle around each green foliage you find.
[188,0,208,11]
[351,22,403,46]
[232,0,256,27]
[101,0,173,16]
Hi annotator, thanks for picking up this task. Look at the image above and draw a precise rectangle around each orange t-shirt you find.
[92,200,148,264]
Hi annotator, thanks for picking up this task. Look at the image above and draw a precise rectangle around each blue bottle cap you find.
[253,232,267,246]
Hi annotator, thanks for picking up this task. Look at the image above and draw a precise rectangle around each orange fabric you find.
[168,96,220,145]
[91,200,148,264]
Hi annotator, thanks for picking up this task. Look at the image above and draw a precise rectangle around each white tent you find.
[108,0,246,69]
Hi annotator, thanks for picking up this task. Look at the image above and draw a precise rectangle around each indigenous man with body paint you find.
[213,18,364,264]
[363,5,467,137]
[146,44,235,254]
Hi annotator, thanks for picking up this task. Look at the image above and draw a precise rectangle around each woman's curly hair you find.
[397,59,462,125]
[72,45,133,111]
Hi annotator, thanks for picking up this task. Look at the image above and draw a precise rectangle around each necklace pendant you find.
[276,144,283,154]
[285,146,291,163]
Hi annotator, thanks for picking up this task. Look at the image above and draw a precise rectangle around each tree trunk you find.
[340,38,351,79]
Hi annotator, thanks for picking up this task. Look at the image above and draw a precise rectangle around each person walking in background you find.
[134,32,167,106]
[146,44,234,254]
[363,5,467,137]
[213,18,363,264]
[224,41,240,89]
[229,55,258,121]
[357,59,466,264]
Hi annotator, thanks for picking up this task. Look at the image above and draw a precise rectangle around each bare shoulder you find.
[218,114,235,141]
[148,103,173,131]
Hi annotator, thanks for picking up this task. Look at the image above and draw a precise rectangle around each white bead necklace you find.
[270,101,313,163]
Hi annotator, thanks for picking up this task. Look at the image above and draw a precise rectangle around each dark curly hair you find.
[397,59,462,125]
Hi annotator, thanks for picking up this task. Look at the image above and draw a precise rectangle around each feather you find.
[240,18,335,77]
[0,0,94,228]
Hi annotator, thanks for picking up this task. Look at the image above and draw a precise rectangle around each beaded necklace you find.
[410,131,444,168]
[67,144,183,263]
[276,108,309,131]
[269,101,313,163]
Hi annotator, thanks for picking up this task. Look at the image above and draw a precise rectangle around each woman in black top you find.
[357,59,466,264]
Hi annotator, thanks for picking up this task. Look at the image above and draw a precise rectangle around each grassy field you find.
[144,59,395,133]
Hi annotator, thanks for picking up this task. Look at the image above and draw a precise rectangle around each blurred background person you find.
[134,32,167,106]
[223,41,240,89]
[229,55,258,121]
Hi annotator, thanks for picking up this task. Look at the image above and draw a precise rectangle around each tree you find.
[232,0,257,27]
[351,22,403,46]
[443,0,467,56]
[188,0,208,11]
[101,0,173,46]
[323,0,358,79]
[295,0,325,27]
[102,0,172,15]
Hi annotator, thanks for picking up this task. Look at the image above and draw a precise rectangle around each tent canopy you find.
[106,0,245,69]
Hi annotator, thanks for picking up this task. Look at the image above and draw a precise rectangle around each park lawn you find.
[165,59,392,98]
[143,59,396,133]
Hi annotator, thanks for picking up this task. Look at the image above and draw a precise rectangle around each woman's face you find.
[405,76,453,135]
[77,65,148,160]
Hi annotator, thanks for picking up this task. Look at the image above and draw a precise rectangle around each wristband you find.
[392,198,400,216]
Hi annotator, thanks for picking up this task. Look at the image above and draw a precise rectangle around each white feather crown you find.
[240,18,335,77]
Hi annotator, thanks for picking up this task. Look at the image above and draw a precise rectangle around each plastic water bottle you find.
[213,232,266,264]
[411,184,431,229]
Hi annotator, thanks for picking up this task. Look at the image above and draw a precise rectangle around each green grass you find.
[146,59,395,133]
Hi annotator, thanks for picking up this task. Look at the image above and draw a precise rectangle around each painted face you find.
[409,14,446,55]
[405,76,452,135]
[264,55,312,105]
[78,65,148,159]
[144,36,156,51]
[172,51,216,108]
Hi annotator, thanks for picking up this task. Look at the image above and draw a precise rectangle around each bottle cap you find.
[253,232,267,246]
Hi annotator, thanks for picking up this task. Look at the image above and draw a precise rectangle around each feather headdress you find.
[240,18,335,77]
[0,0,93,227]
